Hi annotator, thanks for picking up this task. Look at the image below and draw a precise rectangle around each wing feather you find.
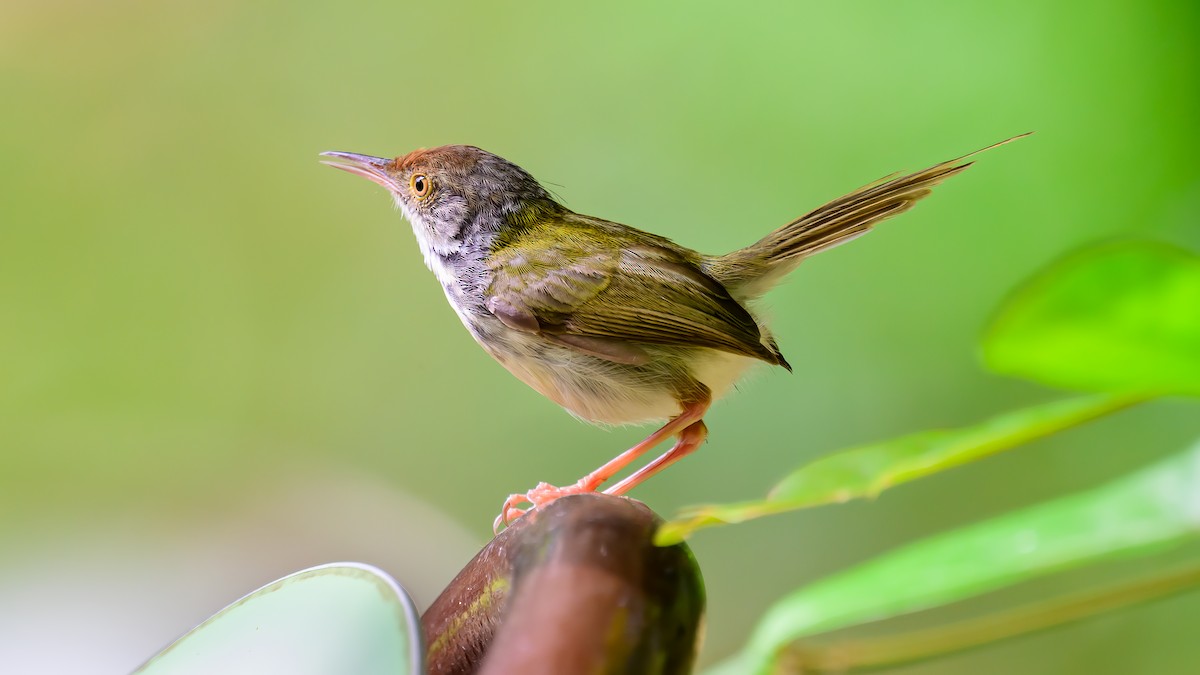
[485,218,787,367]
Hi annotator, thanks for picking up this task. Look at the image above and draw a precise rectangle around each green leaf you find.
[735,439,1200,674]
[134,563,423,675]
[983,242,1200,396]
[788,563,1200,673]
[656,394,1137,544]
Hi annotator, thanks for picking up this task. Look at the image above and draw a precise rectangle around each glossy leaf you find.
[983,242,1200,395]
[732,439,1200,674]
[656,394,1136,544]
[424,494,704,675]
[135,563,423,675]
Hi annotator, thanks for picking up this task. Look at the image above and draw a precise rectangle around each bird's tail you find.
[708,134,1029,298]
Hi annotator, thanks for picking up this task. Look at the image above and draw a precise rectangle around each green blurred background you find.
[2,1,1198,672]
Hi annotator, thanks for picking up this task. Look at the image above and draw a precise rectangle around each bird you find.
[320,135,1024,532]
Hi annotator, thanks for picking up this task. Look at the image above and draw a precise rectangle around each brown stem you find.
[422,493,705,675]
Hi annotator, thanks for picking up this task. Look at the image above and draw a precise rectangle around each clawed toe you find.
[493,481,599,534]
[493,493,532,534]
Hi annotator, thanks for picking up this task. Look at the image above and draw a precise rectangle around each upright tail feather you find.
[708,134,1030,298]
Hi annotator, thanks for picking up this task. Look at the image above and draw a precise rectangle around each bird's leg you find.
[575,401,709,491]
[603,419,708,497]
[495,396,710,533]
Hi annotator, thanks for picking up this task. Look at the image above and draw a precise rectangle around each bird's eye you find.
[411,173,431,199]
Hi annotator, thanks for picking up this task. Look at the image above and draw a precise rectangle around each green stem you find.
[779,562,1200,673]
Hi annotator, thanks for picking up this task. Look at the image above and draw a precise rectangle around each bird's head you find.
[321,145,560,256]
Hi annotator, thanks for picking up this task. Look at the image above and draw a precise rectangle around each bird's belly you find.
[689,349,761,401]
[500,352,684,425]
[466,316,759,426]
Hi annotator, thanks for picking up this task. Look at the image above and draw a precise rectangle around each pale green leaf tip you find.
[656,511,731,545]
[654,523,688,546]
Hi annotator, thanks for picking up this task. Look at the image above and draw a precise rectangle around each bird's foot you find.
[493,480,600,534]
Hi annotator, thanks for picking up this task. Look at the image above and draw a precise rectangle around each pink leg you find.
[575,402,708,490]
[603,419,708,497]
[494,398,710,533]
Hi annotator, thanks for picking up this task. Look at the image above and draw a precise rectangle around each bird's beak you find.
[319,151,397,190]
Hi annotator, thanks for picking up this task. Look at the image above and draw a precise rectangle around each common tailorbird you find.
[321,136,1025,531]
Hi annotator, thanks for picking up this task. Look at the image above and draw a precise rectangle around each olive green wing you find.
[484,231,789,369]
